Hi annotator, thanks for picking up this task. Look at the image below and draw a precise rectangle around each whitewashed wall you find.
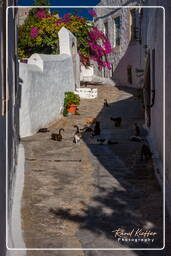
[80,64,115,85]
[19,54,75,137]
[142,6,164,164]
[142,1,171,218]
[19,27,79,138]
[80,65,94,82]
[58,27,80,89]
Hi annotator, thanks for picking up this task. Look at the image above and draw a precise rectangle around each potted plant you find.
[63,92,80,116]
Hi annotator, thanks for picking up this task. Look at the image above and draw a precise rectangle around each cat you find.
[86,118,96,125]
[110,117,122,127]
[93,121,101,136]
[107,140,119,145]
[97,138,118,145]
[129,136,144,142]
[96,138,106,144]
[51,128,64,141]
[38,128,49,133]
[80,126,93,133]
[73,125,82,144]
[134,123,140,136]
[141,144,152,160]
[104,99,109,107]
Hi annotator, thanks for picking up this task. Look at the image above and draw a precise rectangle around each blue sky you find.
[18,0,100,19]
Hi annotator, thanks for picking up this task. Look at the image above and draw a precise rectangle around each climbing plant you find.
[18,5,112,70]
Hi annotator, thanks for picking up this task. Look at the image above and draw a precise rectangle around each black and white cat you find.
[73,125,82,144]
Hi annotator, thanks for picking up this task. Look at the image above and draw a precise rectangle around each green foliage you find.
[63,92,80,116]
[18,16,59,57]
[18,12,92,59]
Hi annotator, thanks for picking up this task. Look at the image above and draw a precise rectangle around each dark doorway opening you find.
[127,65,133,84]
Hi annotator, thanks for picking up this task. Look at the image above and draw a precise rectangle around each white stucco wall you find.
[80,65,94,81]
[58,27,80,89]
[139,4,164,183]
[19,53,75,137]
[19,27,80,138]
[144,1,171,218]
[80,64,115,86]
[146,7,163,163]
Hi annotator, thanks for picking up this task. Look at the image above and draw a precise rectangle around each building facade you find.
[95,0,143,88]
[140,2,164,190]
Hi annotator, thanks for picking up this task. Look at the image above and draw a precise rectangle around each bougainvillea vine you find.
[18,9,112,70]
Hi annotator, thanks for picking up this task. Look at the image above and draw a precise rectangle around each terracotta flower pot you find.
[67,104,78,115]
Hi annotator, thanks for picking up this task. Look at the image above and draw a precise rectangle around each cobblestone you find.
[21,85,169,255]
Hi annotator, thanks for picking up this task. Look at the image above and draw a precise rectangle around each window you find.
[114,16,121,47]
[130,9,137,41]
[127,65,133,84]
[103,22,108,37]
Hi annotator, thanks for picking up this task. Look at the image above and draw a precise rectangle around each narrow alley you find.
[20,84,164,255]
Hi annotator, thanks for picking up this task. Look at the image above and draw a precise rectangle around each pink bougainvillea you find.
[103,41,112,54]
[86,26,112,70]
[63,13,72,22]
[36,9,48,19]
[55,13,71,25]
[55,19,63,25]
[20,10,113,70]
[88,10,97,17]
[30,27,39,38]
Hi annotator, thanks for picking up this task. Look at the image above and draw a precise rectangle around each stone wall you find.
[95,0,142,87]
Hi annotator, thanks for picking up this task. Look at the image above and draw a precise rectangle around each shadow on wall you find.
[112,42,143,88]
[15,77,23,140]
[49,87,163,251]
[8,77,23,201]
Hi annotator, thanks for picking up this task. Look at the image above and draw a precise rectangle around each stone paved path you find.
[21,85,169,256]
